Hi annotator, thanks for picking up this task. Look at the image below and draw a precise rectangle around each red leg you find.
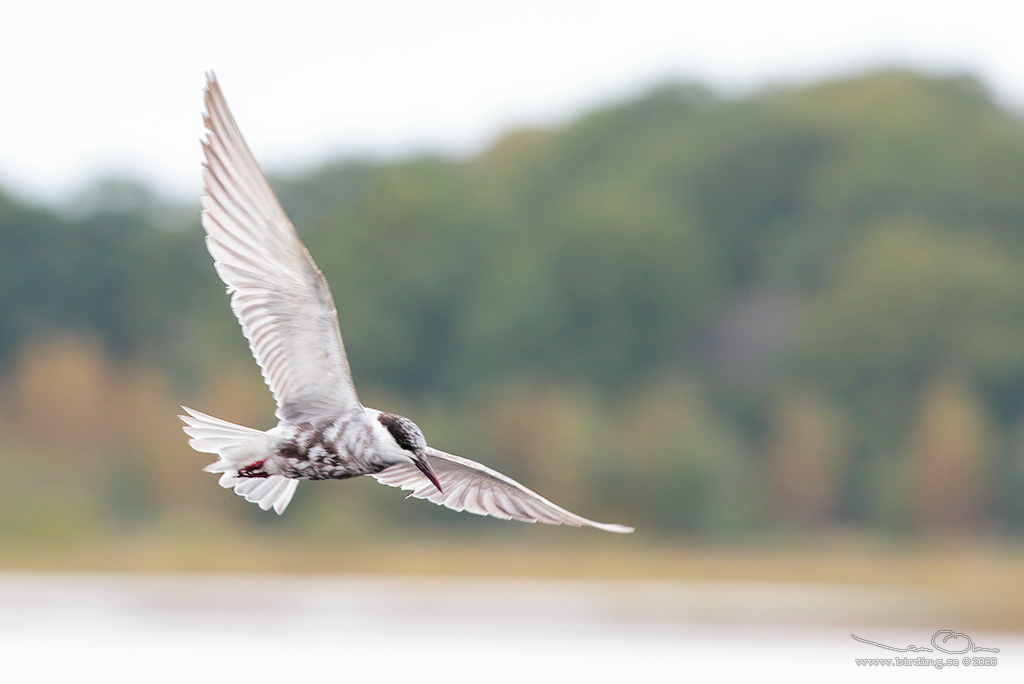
[237,459,270,478]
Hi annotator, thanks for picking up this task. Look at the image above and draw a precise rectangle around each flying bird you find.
[179,73,633,533]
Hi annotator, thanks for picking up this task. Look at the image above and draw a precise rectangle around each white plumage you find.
[373,448,633,533]
[180,73,633,534]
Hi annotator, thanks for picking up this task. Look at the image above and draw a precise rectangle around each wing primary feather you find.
[371,448,633,533]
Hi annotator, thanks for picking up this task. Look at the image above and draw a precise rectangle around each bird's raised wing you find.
[372,447,634,533]
[201,73,359,422]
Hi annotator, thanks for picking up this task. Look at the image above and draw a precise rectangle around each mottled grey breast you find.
[274,415,379,480]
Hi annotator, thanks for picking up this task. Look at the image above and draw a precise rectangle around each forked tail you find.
[179,406,298,514]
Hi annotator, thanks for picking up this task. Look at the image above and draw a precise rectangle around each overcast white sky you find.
[3,0,1024,203]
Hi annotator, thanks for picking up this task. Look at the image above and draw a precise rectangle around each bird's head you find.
[377,412,443,494]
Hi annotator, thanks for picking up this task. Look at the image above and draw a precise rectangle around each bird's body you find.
[237,409,389,481]
[180,73,633,533]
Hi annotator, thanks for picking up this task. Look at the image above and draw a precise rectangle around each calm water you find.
[1,573,1020,682]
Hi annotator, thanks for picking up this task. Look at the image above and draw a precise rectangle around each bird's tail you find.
[179,406,298,514]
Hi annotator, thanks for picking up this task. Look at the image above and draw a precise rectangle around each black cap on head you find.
[377,412,425,453]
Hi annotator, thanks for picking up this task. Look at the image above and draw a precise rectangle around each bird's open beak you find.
[414,454,444,494]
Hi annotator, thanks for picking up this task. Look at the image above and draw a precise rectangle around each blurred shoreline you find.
[0,570,945,630]
[3,537,1023,630]
[7,571,1021,682]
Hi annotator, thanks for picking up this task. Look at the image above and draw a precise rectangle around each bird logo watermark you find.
[853,630,999,668]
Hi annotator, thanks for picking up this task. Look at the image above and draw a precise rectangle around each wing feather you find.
[201,73,359,421]
[372,447,634,533]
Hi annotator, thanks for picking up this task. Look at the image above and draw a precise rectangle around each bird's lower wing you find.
[371,447,634,533]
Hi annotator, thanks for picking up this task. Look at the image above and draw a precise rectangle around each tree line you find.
[2,69,1024,540]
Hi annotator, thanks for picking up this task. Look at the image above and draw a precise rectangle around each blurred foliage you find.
[2,68,1024,544]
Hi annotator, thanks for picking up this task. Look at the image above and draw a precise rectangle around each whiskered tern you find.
[180,73,633,533]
